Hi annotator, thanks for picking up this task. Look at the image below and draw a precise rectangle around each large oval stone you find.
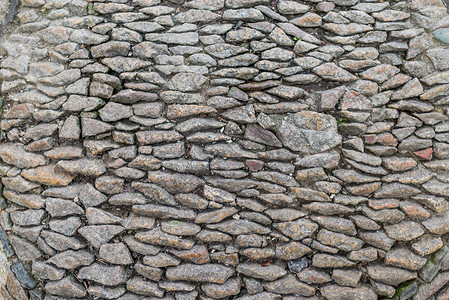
[276,111,342,154]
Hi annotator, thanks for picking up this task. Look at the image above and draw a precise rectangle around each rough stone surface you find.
[0,0,448,298]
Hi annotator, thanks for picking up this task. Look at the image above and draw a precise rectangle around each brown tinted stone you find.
[237,262,286,281]
[383,157,417,171]
[385,247,427,270]
[316,229,364,252]
[168,245,210,264]
[347,247,378,262]
[385,221,425,241]
[22,165,75,187]
[202,277,241,298]
[57,158,106,176]
[400,201,431,219]
[4,103,34,119]
[274,219,318,240]
[276,241,312,260]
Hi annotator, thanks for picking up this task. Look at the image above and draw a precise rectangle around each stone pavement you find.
[0,0,449,299]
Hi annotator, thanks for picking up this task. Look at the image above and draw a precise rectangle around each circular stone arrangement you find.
[0,0,449,299]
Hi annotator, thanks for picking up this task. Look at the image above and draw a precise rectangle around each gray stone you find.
[48,250,95,269]
[99,102,133,122]
[277,111,342,154]
[166,263,234,283]
[321,285,376,300]
[32,261,64,281]
[57,158,106,176]
[45,276,86,298]
[237,262,286,281]
[99,243,133,265]
[70,29,108,45]
[126,276,164,297]
[367,265,417,286]
[46,198,84,217]
[78,225,125,248]
[78,263,127,286]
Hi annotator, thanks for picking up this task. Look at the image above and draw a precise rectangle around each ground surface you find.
[1,0,449,299]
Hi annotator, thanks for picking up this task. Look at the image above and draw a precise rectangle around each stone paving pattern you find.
[1,0,449,299]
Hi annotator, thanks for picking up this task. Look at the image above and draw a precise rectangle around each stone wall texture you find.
[0,0,449,299]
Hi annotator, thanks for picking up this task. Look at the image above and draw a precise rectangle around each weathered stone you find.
[317,229,363,251]
[313,63,357,82]
[321,285,376,300]
[70,29,108,45]
[45,276,86,298]
[2,175,40,193]
[274,219,319,240]
[0,143,46,168]
[32,261,64,281]
[374,183,421,198]
[48,250,95,269]
[147,171,203,193]
[367,265,417,286]
[277,111,342,154]
[78,225,125,248]
[102,57,150,73]
[226,27,265,42]
[167,73,207,92]
[9,235,41,261]
[91,41,130,58]
[136,130,183,144]
[385,247,427,270]
[78,263,127,286]
[323,23,373,36]
[206,219,270,235]
[166,263,234,283]
[87,285,126,300]
[358,231,395,251]
[237,262,286,281]
[201,277,241,298]
[277,0,309,14]
[422,210,449,235]
[21,165,74,187]
[312,254,355,268]
[264,274,315,296]
[57,158,106,177]
[99,102,133,122]
[99,243,133,265]
[427,48,449,70]
[38,26,73,44]
[46,197,84,217]
[133,203,196,220]
[136,228,194,249]
[126,276,164,297]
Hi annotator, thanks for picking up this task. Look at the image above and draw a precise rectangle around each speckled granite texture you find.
[1,0,449,299]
